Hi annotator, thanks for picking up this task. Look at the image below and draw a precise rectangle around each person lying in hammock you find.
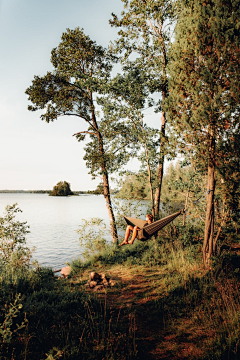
[119,214,153,246]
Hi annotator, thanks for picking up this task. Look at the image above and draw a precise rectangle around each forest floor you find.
[73,263,215,360]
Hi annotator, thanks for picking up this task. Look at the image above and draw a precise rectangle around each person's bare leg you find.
[128,226,139,245]
[119,225,133,246]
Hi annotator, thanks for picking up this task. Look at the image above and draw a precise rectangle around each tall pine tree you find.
[167,0,240,266]
[26,28,134,243]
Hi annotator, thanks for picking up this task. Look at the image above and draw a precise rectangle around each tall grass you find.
[0,264,137,359]
[70,233,240,359]
[1,216,239,359]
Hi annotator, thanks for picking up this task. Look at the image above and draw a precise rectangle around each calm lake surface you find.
[0,193,111,270]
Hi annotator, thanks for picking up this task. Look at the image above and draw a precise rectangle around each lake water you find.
[0,193,112,270]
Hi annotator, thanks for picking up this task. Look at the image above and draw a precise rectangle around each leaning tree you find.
[26,28,134,243]
[167,0,240,266]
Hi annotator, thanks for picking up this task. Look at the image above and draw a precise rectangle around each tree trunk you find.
[102,171,118,243]
[154,29,168,218]
[213,197,228,252]
[203,138,215,267]
[91,105,118,243]
[154,111,166,217]
[98,134,118,243]
[183,189,189,226]
[144,144,155,218]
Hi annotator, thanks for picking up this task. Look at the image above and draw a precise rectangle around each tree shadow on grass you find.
[89,253,240,360]
[133,256,240,360]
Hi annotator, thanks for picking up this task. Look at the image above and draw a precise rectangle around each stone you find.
[89,281,98,288]
[109,279,116,287]
[86,272,116,290]
[102,278,109,287]
[89,272,101,282]
[60,266,71,278]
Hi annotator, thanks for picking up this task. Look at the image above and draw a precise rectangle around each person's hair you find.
[146,214,153,221]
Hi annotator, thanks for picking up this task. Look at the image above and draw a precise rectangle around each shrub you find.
[0,204,32,269]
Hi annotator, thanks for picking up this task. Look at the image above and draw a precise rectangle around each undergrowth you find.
[0,211,239,359]
[71,232,240,360]
[0,265,136,359]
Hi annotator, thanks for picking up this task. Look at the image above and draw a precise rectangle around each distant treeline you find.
[0,190,88,195]
[0,190,51,194]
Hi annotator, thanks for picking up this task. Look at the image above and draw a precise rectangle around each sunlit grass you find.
[1,228,239,359]
[71,238,240,359]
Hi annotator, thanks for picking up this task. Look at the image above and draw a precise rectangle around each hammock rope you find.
[192,189,213,206]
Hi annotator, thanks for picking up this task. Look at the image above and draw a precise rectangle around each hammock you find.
[124,209,184,240]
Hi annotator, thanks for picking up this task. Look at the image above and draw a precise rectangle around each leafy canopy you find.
[26,28,135,178]
[167,0,240,165]
[26,28,113,123]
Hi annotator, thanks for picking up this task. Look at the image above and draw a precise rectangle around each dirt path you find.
[77,265,209,359]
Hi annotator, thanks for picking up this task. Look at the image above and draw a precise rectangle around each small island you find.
[49,181,74,196]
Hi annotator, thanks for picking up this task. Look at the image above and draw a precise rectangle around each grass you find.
[0,231,240,359]
[70,237,240,360]
[0,266,136,359]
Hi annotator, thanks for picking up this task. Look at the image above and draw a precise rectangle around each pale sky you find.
[0,0,159,191]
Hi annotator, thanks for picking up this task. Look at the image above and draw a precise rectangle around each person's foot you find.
[119,240,128,246]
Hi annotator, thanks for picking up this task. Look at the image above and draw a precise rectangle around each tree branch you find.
[72,131,96,136]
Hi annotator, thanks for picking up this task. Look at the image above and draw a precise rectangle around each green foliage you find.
[77,218,109,260]
[160,162,206,213]
[100,67,162,216]
[0,204,32,268]
[87,182,104,195]
[116,172,149,200]
[0,293,28,345]
[26,28,112,123]
[167,0,240,189]
[109,0,181,217]
[0,265,136,359]
[72,232,200,270]
[110,0,176,101]
[116,162,205,207]
[26,27,141,242]
[49,181,74,196]
[94,183,104,195]
[25,27,133,179]
[167,0,240,263]
[0,205,239,359]
[72,239,240,359]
